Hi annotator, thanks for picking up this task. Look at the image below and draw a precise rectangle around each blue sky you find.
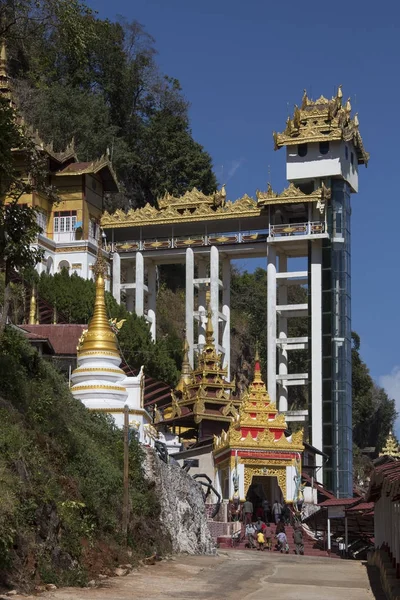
[88,0,400,431]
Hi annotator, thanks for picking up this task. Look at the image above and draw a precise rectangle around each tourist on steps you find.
[257,530,265,551]
[245,522,257,548]
[293,527,304,555]
[276,531,289,554]
[272,499,283,524]
[262,498,270,524]
[264,523,273,550]
[255,517,266,533]
[243,498,254,525]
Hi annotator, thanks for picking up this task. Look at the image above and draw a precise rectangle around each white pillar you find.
[210,246,219,350]
[186,248,194,367]
[147,262,157,341]
[327,516,331,551]
[278,254,288,412]
[267,244,277,404]
[135,252,145,317]
[112,252,121,304]
[222,257,231,379]
[198,259,207,349]
[311,241,323,471]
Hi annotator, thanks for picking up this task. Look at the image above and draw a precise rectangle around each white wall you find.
[286,140,358,192]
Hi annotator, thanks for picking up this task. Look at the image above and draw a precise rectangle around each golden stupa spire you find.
[175,331,193,393]
[379,431,400,459]
[79,250,120,358]
[252,341,264,384]
[205,296,215,347]
[29,286,36,325]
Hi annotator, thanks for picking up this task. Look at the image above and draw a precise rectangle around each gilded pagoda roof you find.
[379,431,400,459]
[273,86,369,165]
[256,181,331,206]
[101,189,261,229]
[213,352,304,453]
[160,305,238,426]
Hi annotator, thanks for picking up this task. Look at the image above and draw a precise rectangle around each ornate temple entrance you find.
[248,475,283,507]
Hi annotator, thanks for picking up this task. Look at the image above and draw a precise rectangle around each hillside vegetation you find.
[0,327,171,591]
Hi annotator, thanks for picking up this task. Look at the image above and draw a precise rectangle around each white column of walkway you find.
[186,247,195,367]
[311,240,323,469]
[147,262,157,341]
[222,257,231,378]
[278,253,288,412]
[267,245,277,405]
[197,259,207,349]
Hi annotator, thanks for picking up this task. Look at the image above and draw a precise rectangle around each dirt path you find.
[11,551,385,600]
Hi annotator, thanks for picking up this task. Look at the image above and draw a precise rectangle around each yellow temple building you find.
[0,42,117,284]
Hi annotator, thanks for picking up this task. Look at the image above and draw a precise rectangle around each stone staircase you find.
[216,522,341,558]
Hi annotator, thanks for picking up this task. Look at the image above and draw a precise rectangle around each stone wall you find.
[144,448,216,555]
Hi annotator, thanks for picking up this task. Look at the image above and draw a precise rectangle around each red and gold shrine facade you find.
[213,355,304,502]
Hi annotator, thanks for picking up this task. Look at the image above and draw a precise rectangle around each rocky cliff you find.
[144,449,216,554]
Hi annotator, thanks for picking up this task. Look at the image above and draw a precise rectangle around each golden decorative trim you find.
[379,431,400,458]
[256,182,331,206]
[72,384,126,391]
[88,407,149,415]
[158,186,226,210]
[273,86,369,164]
[101,192,261,229]
[71,263,82,268]
[73,367,124,374]
[244,465,286,499]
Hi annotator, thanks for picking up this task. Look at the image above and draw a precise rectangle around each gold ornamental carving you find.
[256,182,331,207]
[244,466,287,500]
[101,190,261,229]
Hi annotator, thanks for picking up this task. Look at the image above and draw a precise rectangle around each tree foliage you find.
[6,3,217,208]
[35,270,179,385]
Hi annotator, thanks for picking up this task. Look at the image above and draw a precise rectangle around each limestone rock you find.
[45,584,57,591]
[97,574,108,579]
[87,580,96,587]
[5,592,17,596]
[114,568,128,577]
[143,448,216,555]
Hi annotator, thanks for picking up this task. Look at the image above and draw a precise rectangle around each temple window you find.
[319,141,329,155]
[54,210,77,234]
[36,209,47,233]
[89,218,99,241]
[298,143,308,157]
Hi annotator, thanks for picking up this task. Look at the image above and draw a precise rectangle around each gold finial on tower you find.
[205,300,214,347]
[379,431,400,459]
[29,286,36,325]
[0,41,7,79]
[175,331,193,393]
[78,249,120,358]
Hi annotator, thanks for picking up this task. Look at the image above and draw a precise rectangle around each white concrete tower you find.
[273,86,369,496]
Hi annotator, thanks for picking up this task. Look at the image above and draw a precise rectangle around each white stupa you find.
[70,251,156,443]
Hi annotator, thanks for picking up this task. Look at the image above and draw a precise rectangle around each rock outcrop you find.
[144,449,215,554]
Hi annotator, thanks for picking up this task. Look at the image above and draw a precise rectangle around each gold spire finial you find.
[345,97,352,112]
[29,286,36,325]
[337,84,343,101]
[379,431,400,459]
[79,250,120,357]
[175,330,192,393]
[205,301,214,346]
[255,339,260,362]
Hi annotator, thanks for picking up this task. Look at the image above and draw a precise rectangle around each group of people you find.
[241,498,304,555]
[241,498,290,526]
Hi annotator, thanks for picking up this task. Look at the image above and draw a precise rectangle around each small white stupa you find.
[70,251,156,443]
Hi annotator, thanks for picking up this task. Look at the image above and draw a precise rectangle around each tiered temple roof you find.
[160,305,238,430]
[214,350,304,453]
[273,86,369,165]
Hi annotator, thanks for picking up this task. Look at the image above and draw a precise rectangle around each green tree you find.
[0,97,58,335]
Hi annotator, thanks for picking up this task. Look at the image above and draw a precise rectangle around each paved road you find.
[21,551,386,600]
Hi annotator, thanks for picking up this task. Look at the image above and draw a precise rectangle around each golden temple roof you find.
[273,86,369,165]
[256,181,331,207]
[101,189,261,229]
[78,251,120,359]
[161,304,237,426]
[379,431,400,459]
[213,353,304,453]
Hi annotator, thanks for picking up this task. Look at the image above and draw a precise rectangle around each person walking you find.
[257,530,265,551]
[293,527,304,555]
[272,499,283,524]
[243,498,253,525]
[245,523,257,549]
[276,531,289,554]
[262,498,270,525]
